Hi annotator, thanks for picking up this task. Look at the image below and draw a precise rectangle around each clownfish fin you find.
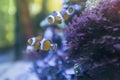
[50,44,57,50]
[36,36,43,41]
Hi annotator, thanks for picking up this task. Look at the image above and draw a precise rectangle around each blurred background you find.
[0,0,63,61]
[0,0,63,79]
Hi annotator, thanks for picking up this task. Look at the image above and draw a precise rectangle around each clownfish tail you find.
[50,44,57,50]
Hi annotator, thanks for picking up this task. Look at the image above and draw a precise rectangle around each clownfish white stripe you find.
[31,37,36,45]
[50,44,54,46]
[40,38,47,50]
[56,12,64,22]
[66,10,71,15]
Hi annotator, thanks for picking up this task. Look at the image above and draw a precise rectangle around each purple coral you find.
[65,0,120,80]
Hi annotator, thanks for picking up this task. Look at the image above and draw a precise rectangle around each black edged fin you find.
[50,44,57,50]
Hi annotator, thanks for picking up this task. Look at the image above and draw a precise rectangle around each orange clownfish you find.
[47,6,75,24]
[27,36,42,46]
[27,36,57,51]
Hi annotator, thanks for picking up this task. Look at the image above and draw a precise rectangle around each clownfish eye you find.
[28,39,33,45]
[48,16,54,23]
[68,7,74,14]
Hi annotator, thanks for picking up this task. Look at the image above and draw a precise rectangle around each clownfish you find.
[48,11,62,24]
[27,36,57,51]
[47,6,75,24]
[27,36,43,46]
[33,38,57,51]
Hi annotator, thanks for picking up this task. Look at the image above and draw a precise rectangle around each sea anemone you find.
[86,0,100,10]
[65,0,120,79]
